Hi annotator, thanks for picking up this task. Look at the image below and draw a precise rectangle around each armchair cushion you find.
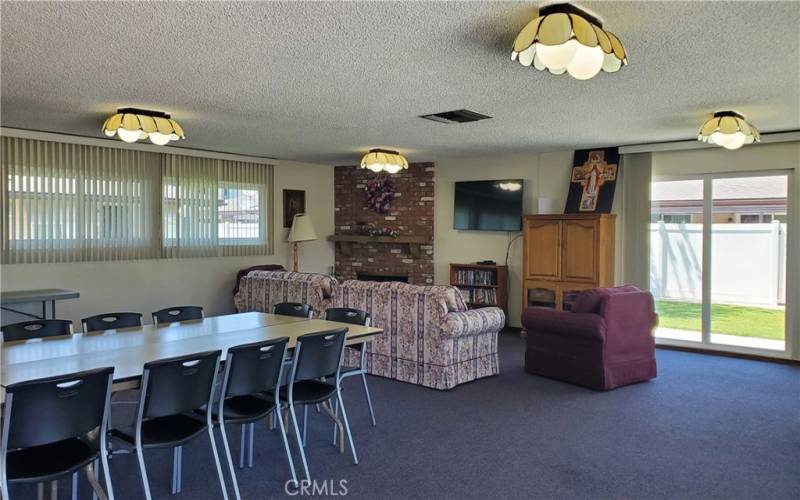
[571,285,640,314]
[521,308,606,342]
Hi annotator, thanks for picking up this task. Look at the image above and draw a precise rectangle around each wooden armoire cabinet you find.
[522,214,616,311]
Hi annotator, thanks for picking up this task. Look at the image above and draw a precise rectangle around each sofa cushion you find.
[247,270,337,299]
[571,285,641,314]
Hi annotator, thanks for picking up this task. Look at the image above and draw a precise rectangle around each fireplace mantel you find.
[328,235,428,258]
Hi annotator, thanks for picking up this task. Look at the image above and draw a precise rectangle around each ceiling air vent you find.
[420,109,492,124]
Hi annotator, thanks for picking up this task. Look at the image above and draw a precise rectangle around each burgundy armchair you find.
[522,286,657,391]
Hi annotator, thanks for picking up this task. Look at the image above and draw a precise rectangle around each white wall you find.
[432,151,574,327]
[0,160,335,328]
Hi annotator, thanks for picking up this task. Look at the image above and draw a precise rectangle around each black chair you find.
[1,319,72,342]
[82,312,143,332]
[324,308,376,444]
[273,302,312,318]
[151,306,204,325]
[207,338,295,499]
[282,328,357,480]
[1,367,115,500]
[110,351,228,500]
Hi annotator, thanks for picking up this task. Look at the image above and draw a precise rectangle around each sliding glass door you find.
[650,172,790,355]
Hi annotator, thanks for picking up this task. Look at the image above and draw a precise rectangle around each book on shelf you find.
[454,268,496,286]
[457,287,497,305]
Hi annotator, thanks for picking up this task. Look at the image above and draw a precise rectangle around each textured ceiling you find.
[1,1,798,164]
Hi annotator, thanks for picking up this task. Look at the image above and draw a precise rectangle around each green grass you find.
[655,300,785,340]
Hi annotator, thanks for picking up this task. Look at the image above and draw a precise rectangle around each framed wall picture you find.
[283,189,306,228]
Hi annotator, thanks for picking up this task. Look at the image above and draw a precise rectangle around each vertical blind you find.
[1,136,273,264]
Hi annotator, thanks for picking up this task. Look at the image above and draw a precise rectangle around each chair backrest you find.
[82,312,143,332]
[325,307,369,326]
[2,367,113,450]
[222,338,289,399]
[139,350,221,419]
[1,319,73,342]
[290,328,347,382]
[273,302,312,318]
[152,306,204,325]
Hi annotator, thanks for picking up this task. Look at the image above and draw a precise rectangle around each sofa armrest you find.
[521,308,606,341]
[440,307,505,338]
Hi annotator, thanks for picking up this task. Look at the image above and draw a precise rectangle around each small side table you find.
[1,288,80,320]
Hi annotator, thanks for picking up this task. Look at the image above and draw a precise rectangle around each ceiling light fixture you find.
[360,149,409,174]
[102,107,185,145]
[511,3,627,80]
[697,111,760,150]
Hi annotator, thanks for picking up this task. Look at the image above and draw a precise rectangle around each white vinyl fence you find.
[649,222,787,306]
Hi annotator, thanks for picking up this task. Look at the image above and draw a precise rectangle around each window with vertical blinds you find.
[1,136,273,264]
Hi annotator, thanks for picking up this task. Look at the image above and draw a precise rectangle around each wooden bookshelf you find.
[449,263,508,320]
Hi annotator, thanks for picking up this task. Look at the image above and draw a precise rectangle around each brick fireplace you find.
[333,162,434,285]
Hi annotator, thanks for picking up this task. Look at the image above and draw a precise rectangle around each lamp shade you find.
[102,107,185,146]
[511,3,628,80]
[360,149,408,174]
[697,111,760,150]
[288,214,317,242]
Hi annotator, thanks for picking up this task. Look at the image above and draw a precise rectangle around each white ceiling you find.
[1,1,798,164]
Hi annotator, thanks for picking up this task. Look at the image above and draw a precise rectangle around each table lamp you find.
[288,213,317,272]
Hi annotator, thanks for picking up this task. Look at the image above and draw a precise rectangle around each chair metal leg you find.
[320,400,344,453]
[331,398,339,446]
[99,438,114,500]
[0,474,9,500]
[239,425,246,469]
[219,420,242,500]
[71,472,78,500]
[302,405,308,447]
[170,446,182,494]
[336,389,358,465]
[50,480,57,500]
[288,404,310,480]
[135,446,152,500]
[247,423,254,468]
[90,459,99,500]
[361,372,377,426]
[86,461,108,500]
[0,465,9,500]
[275,407,298,486]
[207,426,230,500]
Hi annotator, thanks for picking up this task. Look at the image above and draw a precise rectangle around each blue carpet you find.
[12,331,800,499]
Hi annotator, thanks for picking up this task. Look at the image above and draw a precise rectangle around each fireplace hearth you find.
[356,272,409,283]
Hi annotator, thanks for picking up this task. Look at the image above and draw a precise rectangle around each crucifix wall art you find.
[564,147,619,214]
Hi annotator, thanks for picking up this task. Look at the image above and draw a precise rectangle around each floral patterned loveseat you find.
[233,270,338,318]
[234,271,505,390]
[337,280,505,390]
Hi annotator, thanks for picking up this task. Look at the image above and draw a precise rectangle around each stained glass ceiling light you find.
[511,3,628,80]
[102,108,185,145]
[360,149,409,174]
[698,111,760,150]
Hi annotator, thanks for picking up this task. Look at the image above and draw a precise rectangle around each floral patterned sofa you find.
[233,270,338,318]
[337,280,505,390]
[234,271,505,390]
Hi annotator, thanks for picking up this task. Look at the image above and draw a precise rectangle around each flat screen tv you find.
[454,180,523,231]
